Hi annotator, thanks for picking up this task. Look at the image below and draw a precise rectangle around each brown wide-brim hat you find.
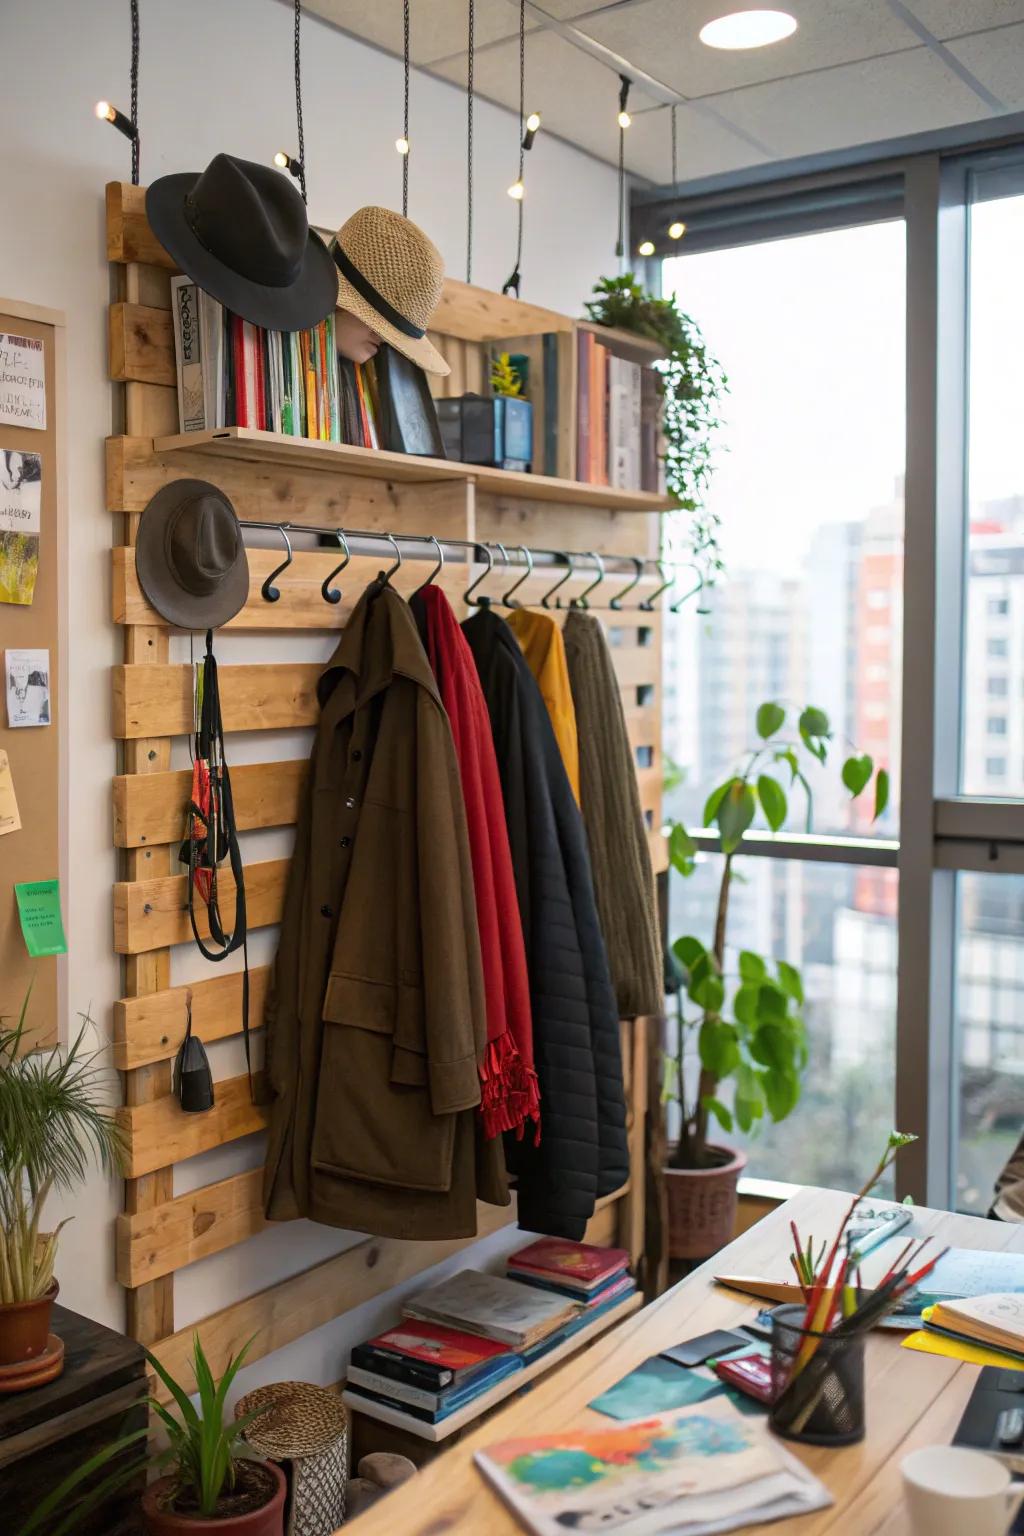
[330,206,450,377]
[135,479,249,630]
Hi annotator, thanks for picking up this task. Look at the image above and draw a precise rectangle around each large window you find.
[648,140,1024,1209]
[659,220,905,1186]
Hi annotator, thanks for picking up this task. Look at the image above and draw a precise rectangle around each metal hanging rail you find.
[235,521,707,614]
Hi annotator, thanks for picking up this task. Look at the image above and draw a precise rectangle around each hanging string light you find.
[398,0,411,215]
[291,0,308,202]
[466,0,476,282]
[502,0,527,296]
[94,0,140,183]
[668,103,686,241]
[615,74,632,262]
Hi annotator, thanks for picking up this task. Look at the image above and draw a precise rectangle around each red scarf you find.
[422,586,540,1141]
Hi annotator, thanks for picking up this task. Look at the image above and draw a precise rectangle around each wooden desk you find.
[342,1186,1024,1535]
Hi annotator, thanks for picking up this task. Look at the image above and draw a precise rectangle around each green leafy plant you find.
[665,702,889,1170]
[490,350,523,398]
[16,1334,263,1536]
[584,273,728,589]
[0,990,123,1303]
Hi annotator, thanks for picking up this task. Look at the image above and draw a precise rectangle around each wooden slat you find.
[125,382,178,438]
[116,1167,266,1286]
[114,760,306,849]
[114,969,269,1070]
[112,545,474,633]
[118,1071,267,1178]
[430,279,572,342]
[113,662,321,738]
[107,182,176,269]
[109,302,175,386]
[114,857,288,954]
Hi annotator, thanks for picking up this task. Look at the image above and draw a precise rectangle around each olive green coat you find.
[262,581,508,1239]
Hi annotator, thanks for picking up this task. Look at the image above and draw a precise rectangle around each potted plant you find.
[584,273,728,591]
[18,1335,286,1536]
[663,702,888,1259]
[0,990,123,1371]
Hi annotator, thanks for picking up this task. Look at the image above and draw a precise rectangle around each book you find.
[576,329,592,482]
[640,367,661,493]
[474,1397,831,1536]
[910,1247,1024,1307]
[404,1271,581,1350]
[373,345,445,457]
[170,277,206,432]
[348,1352,521,1414]
[512,1270,635,1308]
[507,1238,630,1294]
[927,1294,1024,1357]
[518,1283,638,1366]
[351,1319,513,1391]
[347,1355,523,1424]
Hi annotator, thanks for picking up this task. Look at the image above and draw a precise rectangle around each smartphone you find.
[660,1329,753,1369]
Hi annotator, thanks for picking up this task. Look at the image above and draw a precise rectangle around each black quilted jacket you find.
[462,607,629,1238]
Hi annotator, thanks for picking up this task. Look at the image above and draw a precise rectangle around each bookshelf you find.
[105,182,661,1398]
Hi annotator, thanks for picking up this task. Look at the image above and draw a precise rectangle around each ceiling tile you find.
[572,0,916,97]
[432,30,660,161]
[898,0,1024,40]
[945,21,1024,108]
[626,103,769,180]
[708,45,990,159]
[305,0,530,65]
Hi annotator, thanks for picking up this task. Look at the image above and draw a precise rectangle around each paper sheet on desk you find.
[901,1328,1024,1371]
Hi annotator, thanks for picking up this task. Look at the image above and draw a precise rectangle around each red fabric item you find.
[421,585,540,1141]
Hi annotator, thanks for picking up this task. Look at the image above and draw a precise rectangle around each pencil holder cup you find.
[768,1304,866,1447]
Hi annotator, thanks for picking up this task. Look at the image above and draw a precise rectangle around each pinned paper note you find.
[5,648,49,726]
[0,750,20,837]
[0,333,46,430]
[0,453,42,605]
[14,879,66,957]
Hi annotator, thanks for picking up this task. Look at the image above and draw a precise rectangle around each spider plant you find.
[0,988,123,1303]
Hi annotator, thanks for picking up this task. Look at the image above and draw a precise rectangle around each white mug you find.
[901,1445,1024,1536]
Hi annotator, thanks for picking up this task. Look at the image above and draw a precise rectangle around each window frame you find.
[645,129,1024,1207]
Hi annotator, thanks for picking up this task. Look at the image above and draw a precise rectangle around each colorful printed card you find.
[475,1398,831,1536]
[589,1355,724,1420]
[0,453,42,606]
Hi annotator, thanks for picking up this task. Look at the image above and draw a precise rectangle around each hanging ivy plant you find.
[584,273,728,588]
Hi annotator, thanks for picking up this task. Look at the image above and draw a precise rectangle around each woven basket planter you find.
[665,1146,747,1260]
[236,1381,349,1536]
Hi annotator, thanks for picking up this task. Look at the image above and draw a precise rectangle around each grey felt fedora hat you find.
[135,479,249,630]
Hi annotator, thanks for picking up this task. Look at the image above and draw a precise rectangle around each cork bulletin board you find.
[0,301,66,1050]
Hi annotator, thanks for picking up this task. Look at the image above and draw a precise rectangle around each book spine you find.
[170,277,206,433]
[347,1366,442,1411]
[576,331,591,484]
[349,1344,454,1391]
[542,333,558,477]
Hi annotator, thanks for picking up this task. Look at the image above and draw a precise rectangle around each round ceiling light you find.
[699,9,798,49]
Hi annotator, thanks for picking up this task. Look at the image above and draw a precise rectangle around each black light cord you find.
[616,75,631,260]
[130,0,140,185]
[502,0,526,297]
[402,0,410,216]
[293,0,307,203]
[467,0,475,283]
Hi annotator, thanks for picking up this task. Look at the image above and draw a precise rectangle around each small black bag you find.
[174,998,215,1114]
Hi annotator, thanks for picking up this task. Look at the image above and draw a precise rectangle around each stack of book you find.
[507,1237,636,1315]
[170,276,443,455]
[575,329,662,492]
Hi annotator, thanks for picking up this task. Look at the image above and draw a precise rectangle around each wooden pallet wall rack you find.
[107,182,666,1384]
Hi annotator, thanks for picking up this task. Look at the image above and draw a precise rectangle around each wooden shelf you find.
[149,428,672,514]
[342,1290,643,1443]
[577,320,667,367]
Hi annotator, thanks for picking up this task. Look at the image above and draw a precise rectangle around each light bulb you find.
[94,100,136,139]
[699,10,797,49]
[525,112,541,133]
[638,240,655,257]
[273,150,289,169]
[95,100,113,122]
[617,110,632,128]
[668,220,686,239]
[396,136,410,155]
[507,179,525,200]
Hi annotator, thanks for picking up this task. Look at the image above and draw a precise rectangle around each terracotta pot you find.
[665,1146,747,1260]
[0,1280,59,1366]
[141,1463,286,1536]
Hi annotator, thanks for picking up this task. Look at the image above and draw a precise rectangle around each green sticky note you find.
[15,879,67,957]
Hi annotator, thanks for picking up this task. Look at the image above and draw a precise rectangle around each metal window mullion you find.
[685,830,898,868]
[896,155,969,1207]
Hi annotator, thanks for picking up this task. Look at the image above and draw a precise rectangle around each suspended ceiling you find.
[303,0,1024,185]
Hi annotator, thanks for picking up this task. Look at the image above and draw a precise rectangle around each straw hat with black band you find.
[331,206,451,377]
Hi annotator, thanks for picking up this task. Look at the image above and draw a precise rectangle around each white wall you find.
[0,0,619,1397]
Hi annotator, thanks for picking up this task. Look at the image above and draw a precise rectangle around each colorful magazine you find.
[359,1319,512,1378]
[404,1271,580,1349]
[474,1398,831,1536]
